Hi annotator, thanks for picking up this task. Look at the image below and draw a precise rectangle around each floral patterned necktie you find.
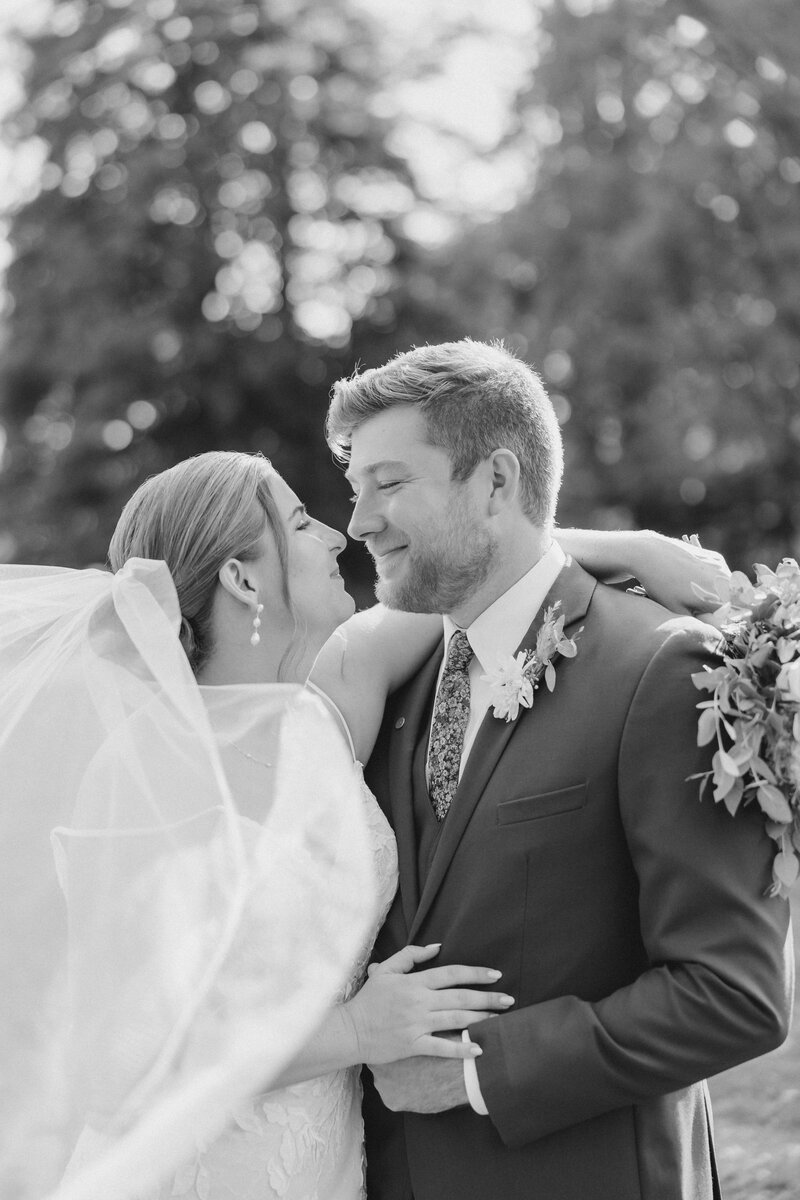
[428,630,473,821]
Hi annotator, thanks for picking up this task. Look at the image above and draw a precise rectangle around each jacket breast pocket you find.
[496,782,587,826]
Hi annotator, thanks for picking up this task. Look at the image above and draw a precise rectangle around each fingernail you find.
[487,969,502,980]
[426,942,442,950]
[499,995,515,1007]
[470,1045,483,1056]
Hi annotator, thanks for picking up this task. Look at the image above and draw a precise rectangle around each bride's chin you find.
[319,601,356,642]
[333,590,356,623]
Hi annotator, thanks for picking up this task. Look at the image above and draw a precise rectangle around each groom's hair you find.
[326,339,563,526]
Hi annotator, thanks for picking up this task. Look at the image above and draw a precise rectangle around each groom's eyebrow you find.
[344,460,408,483]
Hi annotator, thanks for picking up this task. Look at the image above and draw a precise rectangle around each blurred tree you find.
[6,0,800,578]
[437,0,800,570]
[0,0,424,577]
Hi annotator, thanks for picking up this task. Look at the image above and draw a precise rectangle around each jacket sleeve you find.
[471,622,794,1148]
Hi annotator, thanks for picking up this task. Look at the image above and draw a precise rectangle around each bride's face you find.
[258,472,355,642]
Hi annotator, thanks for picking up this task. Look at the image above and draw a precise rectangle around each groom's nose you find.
[347,490,383,542]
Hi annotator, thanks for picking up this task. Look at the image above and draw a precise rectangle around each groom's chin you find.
[374,575,430,614]
[374,577,407,610]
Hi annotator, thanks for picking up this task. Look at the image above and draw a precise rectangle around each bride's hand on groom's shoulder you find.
[585,529,731,615]
[557,527,730,614]
[632,531,731,615]
[341,943,513,1066]
[623,530,734,614]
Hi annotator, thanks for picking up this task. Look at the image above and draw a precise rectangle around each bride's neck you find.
[196,636,322,687]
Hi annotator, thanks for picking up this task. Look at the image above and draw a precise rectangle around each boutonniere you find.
[481,603,581,723]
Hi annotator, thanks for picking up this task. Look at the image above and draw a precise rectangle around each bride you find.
[0,450,727,1200]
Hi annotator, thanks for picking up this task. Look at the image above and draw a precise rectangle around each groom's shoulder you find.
[588,577,722,667]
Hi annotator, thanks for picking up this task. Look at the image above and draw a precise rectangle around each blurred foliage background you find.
[0,0,799,602]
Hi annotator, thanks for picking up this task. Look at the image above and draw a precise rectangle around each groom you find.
[325,340,792,1200]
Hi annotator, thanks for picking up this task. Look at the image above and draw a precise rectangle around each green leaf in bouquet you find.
[722,778,744,816]
[728,739,756,769]
[773,850,799,891]
[692,666,728,691]
[751,755,777,785]
[775,637,797,664]
[714,748,741,778]
[712,768,739,805]
[697,705,718,747]
[757,784,794,824]
[690,770,713,800]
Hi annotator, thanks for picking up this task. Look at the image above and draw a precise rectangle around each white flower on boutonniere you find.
[481,602,581,723]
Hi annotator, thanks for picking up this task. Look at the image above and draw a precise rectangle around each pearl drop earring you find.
[250,602,264,647]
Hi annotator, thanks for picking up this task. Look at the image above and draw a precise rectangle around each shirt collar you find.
[443,541,567,671]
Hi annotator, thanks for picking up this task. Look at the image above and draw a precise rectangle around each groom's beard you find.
[374,523,497,614]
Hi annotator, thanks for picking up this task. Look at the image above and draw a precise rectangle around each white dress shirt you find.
[426,541,567,1115]
[428,541,567,784]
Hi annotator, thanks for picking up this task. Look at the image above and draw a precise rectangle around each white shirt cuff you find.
[462,1031,489,1115]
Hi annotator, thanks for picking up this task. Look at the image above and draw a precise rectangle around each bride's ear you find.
[217,559,258,608]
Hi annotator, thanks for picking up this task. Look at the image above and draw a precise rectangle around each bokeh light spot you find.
[239,121,276,155]
[127,400,159,430]
[194,81,231,115]
[102,420,134,451]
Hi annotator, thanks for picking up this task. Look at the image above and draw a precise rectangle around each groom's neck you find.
[447,524,552,628]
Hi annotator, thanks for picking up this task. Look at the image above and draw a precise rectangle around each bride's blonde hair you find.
[108,451,292,673]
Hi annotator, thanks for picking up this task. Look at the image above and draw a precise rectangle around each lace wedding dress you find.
[64,763,398,1200]
[159,762,399,1200]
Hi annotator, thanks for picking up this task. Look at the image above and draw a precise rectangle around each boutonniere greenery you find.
[481,602,581,723]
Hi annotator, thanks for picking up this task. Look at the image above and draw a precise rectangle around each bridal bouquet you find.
[692,559,800,897]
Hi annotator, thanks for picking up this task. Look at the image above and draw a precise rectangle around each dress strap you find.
[305,680,358,763]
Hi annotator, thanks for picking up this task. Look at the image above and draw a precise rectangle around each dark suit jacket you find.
[363,560,792,1200]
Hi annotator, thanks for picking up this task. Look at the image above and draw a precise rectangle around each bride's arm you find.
[271,944,510,1086]
[309,531,730,762]
[556,528,730,614]
[308,607,441,763]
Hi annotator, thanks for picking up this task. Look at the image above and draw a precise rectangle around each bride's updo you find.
[108,451,290,672]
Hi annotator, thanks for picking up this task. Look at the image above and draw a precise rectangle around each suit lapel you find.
[408,558,597,942]
[386,641,443,931]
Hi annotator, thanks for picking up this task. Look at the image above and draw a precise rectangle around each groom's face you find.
[345,406,496,614]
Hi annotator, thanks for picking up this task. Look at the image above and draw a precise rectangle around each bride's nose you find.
[323,523,347,556]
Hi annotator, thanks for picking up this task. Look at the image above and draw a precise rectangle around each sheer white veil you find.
[0,557,378,1200]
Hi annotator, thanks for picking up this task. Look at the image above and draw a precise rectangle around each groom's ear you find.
[487,448,521,514]
[218,558,258,607]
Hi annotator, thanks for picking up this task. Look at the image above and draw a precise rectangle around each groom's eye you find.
[377,481,401,491]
